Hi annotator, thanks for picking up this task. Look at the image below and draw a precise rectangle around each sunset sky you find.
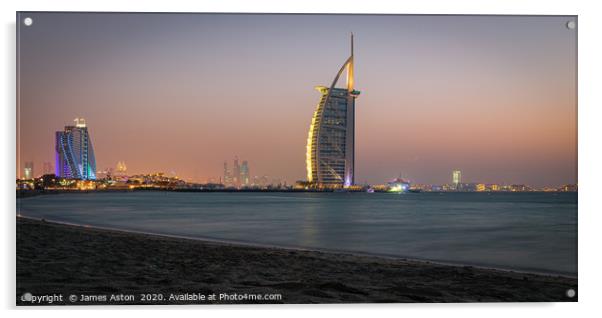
[17,13,577,186]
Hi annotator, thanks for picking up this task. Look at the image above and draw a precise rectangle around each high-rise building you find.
[452,170,462,188]
[233,156,241,187]
[306,34,359,188]
[23,161,34,179]
[223,161,232,186]
[55,118,97,180]
[240,161,250,186]
[42,161,53,175]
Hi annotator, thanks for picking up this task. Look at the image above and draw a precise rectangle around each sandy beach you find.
[16,217,577,305]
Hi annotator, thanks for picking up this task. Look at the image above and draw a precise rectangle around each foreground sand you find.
[16,217,577,305]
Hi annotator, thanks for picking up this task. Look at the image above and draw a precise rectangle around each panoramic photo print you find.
[16,12,577,305]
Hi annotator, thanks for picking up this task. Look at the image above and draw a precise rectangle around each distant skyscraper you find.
[452,170,462,188]
[55,118,97,180]
[240,161,250,186]
[223,161,232,186]
[23,161,34,179]
[233,156,241,187]
[306,34,359,188]
[42,161,53,175]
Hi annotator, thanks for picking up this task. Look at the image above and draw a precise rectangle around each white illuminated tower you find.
[452,170,462,189]
[306,34,360,188]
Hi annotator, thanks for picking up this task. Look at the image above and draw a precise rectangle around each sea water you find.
[17,191,577,275]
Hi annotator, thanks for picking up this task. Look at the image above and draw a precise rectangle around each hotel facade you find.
[55,118,97,180]
[306,34,360,188]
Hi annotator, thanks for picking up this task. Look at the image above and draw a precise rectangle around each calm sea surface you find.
[17,192,577,275]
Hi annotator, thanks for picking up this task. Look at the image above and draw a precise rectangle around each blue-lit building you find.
[55,118,97,180]
[306,34,360,188]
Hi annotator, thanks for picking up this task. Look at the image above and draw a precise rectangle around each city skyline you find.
[17,119,574,189]
[17,13,577,187]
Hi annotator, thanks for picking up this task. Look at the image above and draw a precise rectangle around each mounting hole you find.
[23,17,33,26]
[566,21,576,30]
[566,288,576,298]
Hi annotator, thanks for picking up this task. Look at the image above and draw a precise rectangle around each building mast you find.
[347,33,354,92]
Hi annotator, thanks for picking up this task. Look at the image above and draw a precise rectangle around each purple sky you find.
[17,13,577,186]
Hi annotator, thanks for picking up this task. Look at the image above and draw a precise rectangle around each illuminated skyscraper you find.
[240,160,250,186]
[223,161,232,186]
[233,156,241,187]
[55,118,97,180]
[452,170,462,188]
[23,161,34,179]
[306,34,360,187]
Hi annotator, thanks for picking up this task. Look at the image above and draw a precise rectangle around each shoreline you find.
[16,215,576,279]
[17,217,577,304]
[16,189,578,199]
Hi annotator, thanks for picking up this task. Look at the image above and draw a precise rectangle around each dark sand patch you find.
[16,217,577,305]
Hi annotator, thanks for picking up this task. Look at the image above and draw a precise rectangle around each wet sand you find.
[16,217,577,305]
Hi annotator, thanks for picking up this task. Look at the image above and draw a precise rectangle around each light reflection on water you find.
[17,191,577,275]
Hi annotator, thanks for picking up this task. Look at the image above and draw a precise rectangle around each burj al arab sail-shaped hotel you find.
[306,34,360,188]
